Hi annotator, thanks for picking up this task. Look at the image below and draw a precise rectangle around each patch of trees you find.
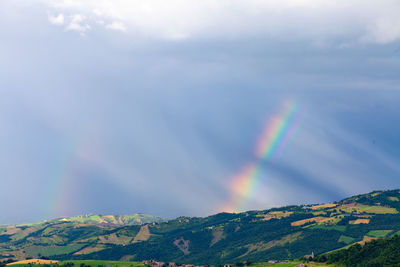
[314,234,400,266]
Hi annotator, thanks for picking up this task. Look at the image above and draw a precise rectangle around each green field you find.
[12,226,44,241]
[309,225,346,232]
[366,230,392,238]
[337,204,398,214]
[65,260,145,267]
[66,215,103,224]
[251,261,331,267]
[252,263,299,267]
[338,235,355,244]
[388,196,399,202]
[24,245,85,257]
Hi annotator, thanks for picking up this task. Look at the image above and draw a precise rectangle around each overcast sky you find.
[1,0,400,225]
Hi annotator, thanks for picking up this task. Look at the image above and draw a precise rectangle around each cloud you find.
[48,13,64,25]
[48,12,90,35]
[39,0,400,44]
[2,0,400,223]
[105,21,127,32]
[363,17,400,44]
[65,14,90,35]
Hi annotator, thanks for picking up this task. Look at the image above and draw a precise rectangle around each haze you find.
[1,0,400,225]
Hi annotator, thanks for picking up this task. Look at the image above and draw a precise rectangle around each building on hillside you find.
[303,251,314,260]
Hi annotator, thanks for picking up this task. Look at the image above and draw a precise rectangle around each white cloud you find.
[93,9,103,16]
[362,17,400,44]
[65,14,90,35]
[48,13,64,25]
[105,21,127,32]
[40,0,400,44]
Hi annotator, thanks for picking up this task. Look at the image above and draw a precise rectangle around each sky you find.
[1,0,400,225]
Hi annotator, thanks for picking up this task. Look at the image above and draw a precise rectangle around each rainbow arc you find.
[222,100,301,213]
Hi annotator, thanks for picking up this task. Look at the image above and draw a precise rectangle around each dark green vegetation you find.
[1,190,400,265]
[315,234,400,266]
[2,260,332,267]
[6,260,145,267]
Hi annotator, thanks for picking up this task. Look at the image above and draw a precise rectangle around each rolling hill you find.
[0,214,167,260]
[315,234,400,266]
[2,190,400,264]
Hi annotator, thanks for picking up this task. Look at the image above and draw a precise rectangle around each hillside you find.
[315,234,400,266]
[1,190,400,264]
[0,214,166,260]
[48,214,167,226]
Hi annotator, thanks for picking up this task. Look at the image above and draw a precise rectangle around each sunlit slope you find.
[0,214,167,260]
[315,234,400,266]
[31,214,167,226]
[1,190,400,264]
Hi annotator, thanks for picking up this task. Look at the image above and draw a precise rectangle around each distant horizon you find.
[3,187,399,226]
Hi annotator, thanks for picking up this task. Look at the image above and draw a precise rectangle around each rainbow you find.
[40,133,102,219]
[221,100,301,213]
[255,101,299,160]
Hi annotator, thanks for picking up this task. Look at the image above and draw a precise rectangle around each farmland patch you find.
[338,235,354,244]
[366,230,392,238]
[349,219,370,225]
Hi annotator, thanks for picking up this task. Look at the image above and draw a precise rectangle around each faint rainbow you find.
[42,139,79,219]
[42,132,100,219]
[221,100,301,213]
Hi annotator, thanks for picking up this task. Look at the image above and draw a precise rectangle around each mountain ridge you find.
[1,189,400,264]
[6,214,168,228]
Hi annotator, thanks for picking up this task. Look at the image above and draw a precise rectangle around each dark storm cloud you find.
[0,0,399,224]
